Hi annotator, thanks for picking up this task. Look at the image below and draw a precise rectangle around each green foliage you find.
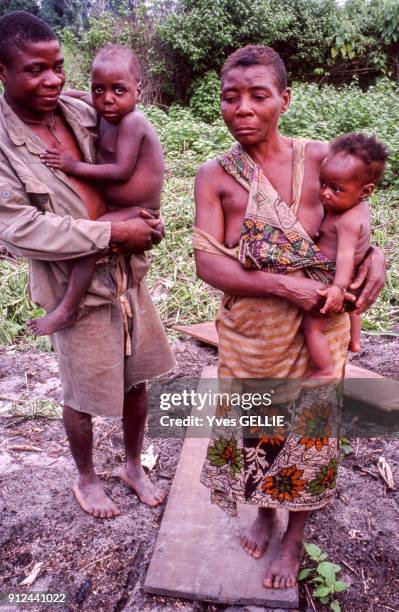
[339,438,354,456]
[189,71,221,123]
[299,543,350,610]
[40,0,89,30]
[0,0,40,17]
[1,83,398,347]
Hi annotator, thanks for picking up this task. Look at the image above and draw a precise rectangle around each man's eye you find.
[30,69,42,76]
[55,65,64,73]
[224,96,237,103]
[254,95,266,100]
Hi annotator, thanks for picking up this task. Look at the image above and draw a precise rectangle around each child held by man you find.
[29,43,163,336]
[303,132,388,380]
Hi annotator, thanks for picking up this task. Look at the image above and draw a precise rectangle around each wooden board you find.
[174,322,399,413]
[144,366,298,608]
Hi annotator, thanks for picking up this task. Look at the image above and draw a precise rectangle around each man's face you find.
[91,60,141,124]
[0,39,65,118]
[220,64,290,145]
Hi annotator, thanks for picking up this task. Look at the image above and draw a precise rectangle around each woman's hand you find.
[350,246,386,314]
[278,275,327,312]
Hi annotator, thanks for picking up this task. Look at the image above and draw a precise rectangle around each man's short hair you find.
[92,44,141,81]
[330,132,389,184]
[0,11,56,65]
[221,45,287,92]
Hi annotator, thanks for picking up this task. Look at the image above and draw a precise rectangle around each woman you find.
[194,46,385,590]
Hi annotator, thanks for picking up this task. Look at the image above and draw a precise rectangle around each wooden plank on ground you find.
[174,323,399,413]
[174,322,218,347]
[144,365,298,608]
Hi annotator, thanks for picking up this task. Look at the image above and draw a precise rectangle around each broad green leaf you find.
[331,601,341,612]
[304,542,322,560]
[334,580,351,592]
[298,568,313,580]
[317,561,341,581]
[313,586,331,598]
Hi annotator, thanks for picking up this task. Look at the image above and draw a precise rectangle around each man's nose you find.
[43,70,63,89]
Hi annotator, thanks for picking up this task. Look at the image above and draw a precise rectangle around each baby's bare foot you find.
[263,535,304,589]
[73,479,120,519]
[115,464,166,507]
[28,307,77,336]
[240,508,275,559]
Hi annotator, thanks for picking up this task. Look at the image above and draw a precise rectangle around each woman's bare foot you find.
[73,478,120,519]
[263,534,304,589]
[240,508,275,559]
[115,464,166,507]
[28,306,77,336]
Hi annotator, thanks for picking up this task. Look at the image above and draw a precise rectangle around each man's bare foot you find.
[240,508,275,559]
[115,464,166,507]
[73,478,120,519]
[263,534,304,589]
[28,307,77,336]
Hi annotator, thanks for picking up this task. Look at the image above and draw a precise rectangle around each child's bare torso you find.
[98,110,164,211]
[317,200,371,267]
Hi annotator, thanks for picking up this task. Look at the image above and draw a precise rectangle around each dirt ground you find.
[0,336,398,612]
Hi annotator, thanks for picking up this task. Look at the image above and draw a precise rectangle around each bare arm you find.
[41,112,145,183]
[194,161,325,311]
[63,89,94,107]
[350,245,386,314]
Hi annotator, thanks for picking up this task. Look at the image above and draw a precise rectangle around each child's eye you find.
[115,87,126,95]
[92,86,104,94]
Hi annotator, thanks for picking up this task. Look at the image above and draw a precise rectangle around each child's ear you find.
[137,81,142,98]
[361,183,375,199]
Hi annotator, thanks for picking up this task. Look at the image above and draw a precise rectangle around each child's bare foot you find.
[28,306,77,336]
[73,478,120,519]
[115,464,166,507]
[349,340,361,352]
[240,508,275,558]
[263,534,304,589]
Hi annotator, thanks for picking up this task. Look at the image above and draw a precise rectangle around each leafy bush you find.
[189,71,221,123]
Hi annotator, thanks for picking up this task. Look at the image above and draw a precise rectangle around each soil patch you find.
[0,335,398,611]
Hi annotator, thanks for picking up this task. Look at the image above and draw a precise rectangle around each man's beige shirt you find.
[0,95,113,311]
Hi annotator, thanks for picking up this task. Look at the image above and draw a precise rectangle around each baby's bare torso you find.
[317,200,371,266]
[97,111,164,210]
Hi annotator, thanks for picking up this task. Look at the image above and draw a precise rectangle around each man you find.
[0,11,175,518]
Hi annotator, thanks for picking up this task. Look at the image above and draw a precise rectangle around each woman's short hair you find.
[221,45,287,92]
[0,11,56,65]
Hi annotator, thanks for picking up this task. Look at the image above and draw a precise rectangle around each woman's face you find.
[220,64,290,146]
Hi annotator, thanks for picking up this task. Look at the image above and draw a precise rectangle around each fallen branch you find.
[8,444,43,452]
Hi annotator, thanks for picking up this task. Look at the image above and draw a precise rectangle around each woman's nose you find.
[236,97,253,115]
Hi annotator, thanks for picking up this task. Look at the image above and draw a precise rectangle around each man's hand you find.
[317,285,345,314]
[110,216,163,253]
[41,149,78,173]
[350,246,386,314]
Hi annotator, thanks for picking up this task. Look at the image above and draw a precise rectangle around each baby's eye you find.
[92,86,104,94]
[115,87,126,95]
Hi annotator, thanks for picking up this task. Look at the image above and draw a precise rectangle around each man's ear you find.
[281,87,291,114]
[361,183,375,199]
